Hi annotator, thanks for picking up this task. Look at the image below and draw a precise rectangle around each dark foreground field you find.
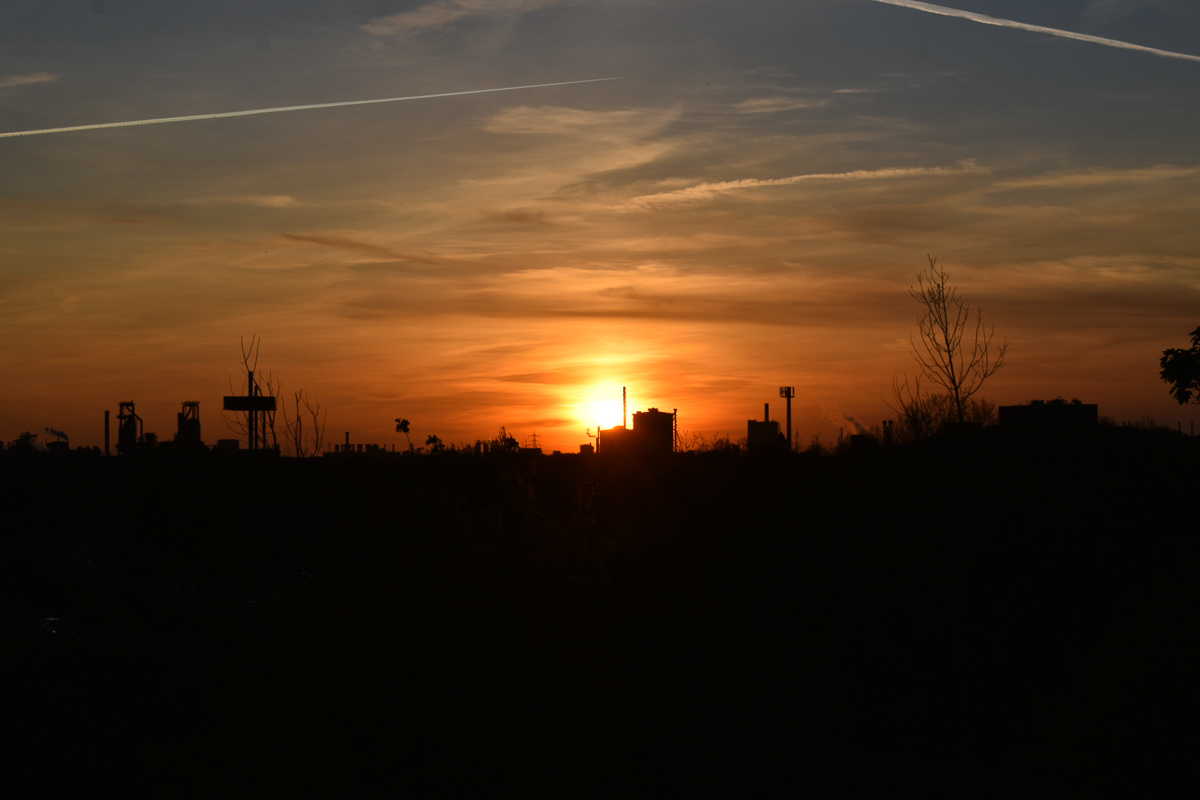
[3,429,1195,798]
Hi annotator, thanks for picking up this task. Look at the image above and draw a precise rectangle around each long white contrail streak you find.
[869,0,1200,64]
[0,77,620,139]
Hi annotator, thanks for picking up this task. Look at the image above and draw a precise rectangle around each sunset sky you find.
[3,0,1199,452]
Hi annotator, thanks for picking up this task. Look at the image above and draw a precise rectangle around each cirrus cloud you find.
[0,72,58,89]
[624,161,990,209]
[363,0,571,36]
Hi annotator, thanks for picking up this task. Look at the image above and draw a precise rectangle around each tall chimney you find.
[104,410,110,457]
[623,386,627,429]
[764,402,770,422]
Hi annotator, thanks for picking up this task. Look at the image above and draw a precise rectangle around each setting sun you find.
[573,385,627,432]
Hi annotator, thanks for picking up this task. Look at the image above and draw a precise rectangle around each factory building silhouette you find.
[998,398,1099,432]
[597,407,676,456]
[746,402,788,454]
[100,400,206,455]
[591,386,676,456]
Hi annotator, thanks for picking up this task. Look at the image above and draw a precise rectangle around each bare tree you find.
[283,389,327,457]
[889,373,996,442]
[675,430,707,452]
[908,256,1007,424]
[890,374,948,442]
[224,335,279,451]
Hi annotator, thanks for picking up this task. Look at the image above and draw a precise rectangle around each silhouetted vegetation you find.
[1160,325,1200,405]
[222,335,282,451]
[890,374,997,441]
[896,257,1006,433]
[3,430,1195,798]
[282,389,326,457]
[394,417,413,451]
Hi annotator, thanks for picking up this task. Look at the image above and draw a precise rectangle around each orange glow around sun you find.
[573,384,627,432]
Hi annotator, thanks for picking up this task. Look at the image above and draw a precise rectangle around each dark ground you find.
[3,428,1195,798]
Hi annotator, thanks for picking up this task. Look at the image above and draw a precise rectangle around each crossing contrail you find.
[869,0,1200,64]
[0,77,620,139]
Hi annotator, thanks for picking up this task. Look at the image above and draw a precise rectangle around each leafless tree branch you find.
[284,389,327,457]
[908,256,1007,424]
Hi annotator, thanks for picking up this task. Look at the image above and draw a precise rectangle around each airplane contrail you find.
[869,0,1200,64]
[0,77,620,139]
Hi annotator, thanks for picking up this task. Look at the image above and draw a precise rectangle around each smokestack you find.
[104,410,110,457]
[623,386,627,429]
[764,402,769,422]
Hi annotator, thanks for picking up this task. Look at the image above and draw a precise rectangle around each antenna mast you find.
[779,386,795,451]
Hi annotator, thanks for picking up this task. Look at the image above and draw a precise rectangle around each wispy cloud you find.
[282,233,447,264]
[625,161,989,209]
[483,209,556,225]
[498,370,586,384]
[483,105,645,135]
[992,165,1200,190]
[363,0,568,36]
[734,97,823,114]
[0,72,57,89]
[0,196,169,228]
[460,104,678,204]
[193,195,303,208]
[869,0,1200,64]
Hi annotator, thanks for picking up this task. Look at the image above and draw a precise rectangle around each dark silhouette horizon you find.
[4,427,1196,796]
